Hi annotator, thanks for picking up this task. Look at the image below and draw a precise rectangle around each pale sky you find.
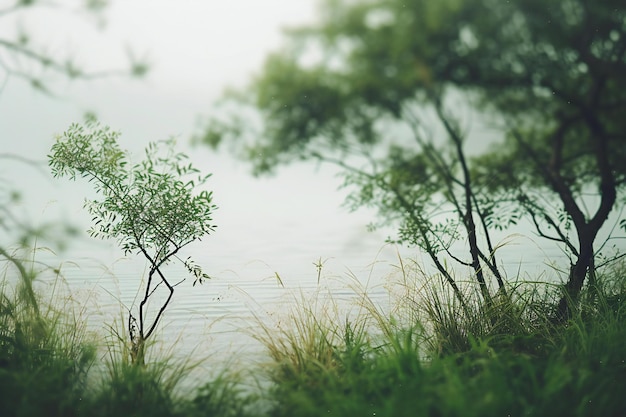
[0,0,408,283]
[0,0,571,285]
[0,1,597,369]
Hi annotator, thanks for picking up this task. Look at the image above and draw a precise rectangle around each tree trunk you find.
[556,237,594,321]
[435,99,494,307]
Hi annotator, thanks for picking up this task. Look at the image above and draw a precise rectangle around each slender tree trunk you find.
[513,113,616,322]
[128,313,146,366]
[556,232,595,320]
[435,100,493,307]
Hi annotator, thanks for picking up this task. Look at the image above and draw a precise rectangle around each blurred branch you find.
[0,152,46,164]
[0,2,149,96]
[520,196,579,257]
[595,252,626,270]
[0,38,141,78]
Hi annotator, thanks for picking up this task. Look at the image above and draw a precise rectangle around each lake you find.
[0,64,608,387]
[17,211,568,388]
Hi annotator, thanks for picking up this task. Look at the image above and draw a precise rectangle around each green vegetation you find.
[2,245,625,416]
[0,248,96,417]
[49,120,217,364]
[1,0,625,415]
[198,0,626,320]
[0,249,248,417]
[249,262,626,417]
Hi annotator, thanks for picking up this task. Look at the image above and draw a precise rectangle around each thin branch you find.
[594,205,625,256]
[0,4,28,17]
[1,39,130,79]
[595,251,626,270]
[314,151,468,309]
[521,199,579,256]
[511,127,587,231]
[471,192,505,288]
[434,96,494,303]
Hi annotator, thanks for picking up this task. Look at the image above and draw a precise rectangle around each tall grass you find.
[2,242,625,416]
[86,319,253,417]
[249,287,371,417]
[0,246,252,417]
[0,247,96,417]
[253,259,626,417]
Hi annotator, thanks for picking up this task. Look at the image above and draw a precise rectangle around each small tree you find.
[49,121,217,364]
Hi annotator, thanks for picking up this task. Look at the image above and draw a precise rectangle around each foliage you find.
[49,120,217,363]
[1,246,625,416]
[1,0,149,255]
[86,347,187,417]
[0,249,251,417]
[198,0,626,317]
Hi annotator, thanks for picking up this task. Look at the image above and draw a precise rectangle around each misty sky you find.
[0,0,409,283]
[1,0,583,287]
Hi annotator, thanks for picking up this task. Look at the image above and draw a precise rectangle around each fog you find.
[1,0,407,284]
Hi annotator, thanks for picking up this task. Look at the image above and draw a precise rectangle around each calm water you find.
[26,241,403,387]
[0,76,603,385]
[1,128,590,385]
[20,221,567,387]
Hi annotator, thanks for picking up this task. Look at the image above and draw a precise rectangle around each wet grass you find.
[1,246,625,416]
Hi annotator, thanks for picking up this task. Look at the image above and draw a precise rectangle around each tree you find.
[49,120,217,363]
[197,0,626,319]
[1,1,155,367]
[416,0,626,318]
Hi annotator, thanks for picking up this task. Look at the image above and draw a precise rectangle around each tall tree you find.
[422,0,626,318]
[198,0,626,318]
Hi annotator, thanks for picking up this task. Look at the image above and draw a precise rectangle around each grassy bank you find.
[255,263,626,417]
[1,249,625,416]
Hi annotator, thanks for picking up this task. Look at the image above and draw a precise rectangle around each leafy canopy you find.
[50,121,218,362]
[200,0,625,246]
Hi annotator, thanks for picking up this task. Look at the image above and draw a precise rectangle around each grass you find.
[252,261,626,417]
[1,243,625,416]
[0,246,249,417]
[0,247,96,417]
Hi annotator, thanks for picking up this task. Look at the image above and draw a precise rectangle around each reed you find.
[0,245,255,417]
